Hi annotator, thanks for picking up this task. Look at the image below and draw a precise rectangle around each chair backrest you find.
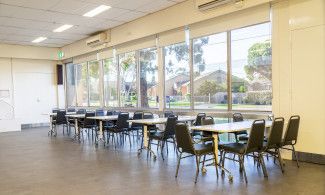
[67,108,76,112]
[194,113,206,126]
[116,112,129,129]
[267,117,285,148]
[84,112,96,126]
[246,119,265,152]
[76,109,86,114]
[175,123,195,155]
[52,108,59,113]
[106,110,114,116]
[164,115,178,138]
[233,113,244,122]
[131,111,144,128]
[164,111,174,118]
[283,115,300,145]
[201,116,214,125]
[143,112,154,119]
[95,109,104,116]
[56,110,66,124]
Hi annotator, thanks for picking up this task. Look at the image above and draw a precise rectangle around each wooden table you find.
[128,116,196,160]
[190,120,273,181]
[87,115,119,146]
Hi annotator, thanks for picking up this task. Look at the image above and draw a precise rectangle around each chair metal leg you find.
[161,141,165,161]
[195,155,201,183]
[240,155,247,183]
[292,145,300,168]
[175,152,182,178]
[212,152,219,178]
[277,149,285,173]
[259,153,268,178]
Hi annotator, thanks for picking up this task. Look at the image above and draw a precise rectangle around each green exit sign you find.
[58,51,64,59]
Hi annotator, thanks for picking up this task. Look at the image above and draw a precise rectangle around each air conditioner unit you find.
[86,32,109,47]
[196,0,240,11]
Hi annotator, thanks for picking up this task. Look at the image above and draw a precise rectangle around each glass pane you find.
[139,48,158,108]
[76,62,88,106]
[103,58,118,107]
[88,60,100,106]
[164,42,190,109]
[66,63,76,106]
[231,22,272,111]
[119,51,137,107]
[193,32,227,109]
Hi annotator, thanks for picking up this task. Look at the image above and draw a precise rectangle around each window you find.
[88,60,100,106]
[164,42,190,109]
[119,51,137,107]
[139,48,158,108]
[66,63,76,106]
[103,58,118,107]
[231,22,272,111]
[76,62,88,106]
[193,32,227,109]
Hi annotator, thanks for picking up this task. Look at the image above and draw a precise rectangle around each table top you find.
[190,120,273,133]
[66,114,86,118]
[87,115,118,121]
[128,116,196,125]
[42,112,76,116]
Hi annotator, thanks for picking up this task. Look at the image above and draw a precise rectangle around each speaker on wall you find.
[57,64,63,85]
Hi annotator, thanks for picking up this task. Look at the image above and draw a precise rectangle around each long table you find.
[190,120,273,181]
[128,116,196,160]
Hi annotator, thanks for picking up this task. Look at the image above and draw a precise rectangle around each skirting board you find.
[294,151,325,165]
[21,123,50,129]
[0,119,21,132]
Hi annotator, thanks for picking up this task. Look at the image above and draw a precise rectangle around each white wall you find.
[272,0,325,156]
[0,58,59,128]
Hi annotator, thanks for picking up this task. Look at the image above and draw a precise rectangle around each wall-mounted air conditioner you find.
[86,31,110,47]
[196,0,242,11]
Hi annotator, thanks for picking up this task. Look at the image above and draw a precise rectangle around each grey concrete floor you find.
[0,127,324,195]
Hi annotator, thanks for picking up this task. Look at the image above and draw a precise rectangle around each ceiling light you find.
[53,24,73,32]
[32,37,47,43]
[83,5,111,17]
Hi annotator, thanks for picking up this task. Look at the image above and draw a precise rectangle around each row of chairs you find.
[174,114,300,183]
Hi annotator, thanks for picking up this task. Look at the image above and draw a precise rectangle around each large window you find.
[88,60,100,106]
[103,58,118,107]
[193,32,228,109]
[164,42,190,109]
[119,51,137,107]
[231,23,272,111]
[139,48,158,108]
[66,63,76,106]
[76,62,88,106]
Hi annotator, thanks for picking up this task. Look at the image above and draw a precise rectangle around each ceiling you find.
[0,0,185,47]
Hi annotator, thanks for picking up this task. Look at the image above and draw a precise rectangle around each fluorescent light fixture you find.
[83,5,111,17]
[53,24,73,32]
[32,37,47,43]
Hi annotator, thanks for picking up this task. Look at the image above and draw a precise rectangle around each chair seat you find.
[194,143,213,155]
[222,142,247,154]
[149,131,165,140]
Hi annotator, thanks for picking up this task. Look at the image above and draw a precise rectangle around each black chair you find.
[128,111,144,139]
[52,108,59,113]
[53,110,67,136]
[79,112,96,140]
[281,115,300,168]
[263,117,285,172]
[191,113,206,137]
[175,123,218,183]
[77,109,86,114]
[105,112,130,148]
[95,109,104,116]
[67,109,86,133]
[148,115,178,160]
[164,110,174,118]
[221,119,267,183]
[231,113,248,142]
[67,108,76,112]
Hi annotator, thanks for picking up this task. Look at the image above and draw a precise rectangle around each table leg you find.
[137,125,156,160]
[48,115,55,136]
[74,118,79,141]
[95,120,105,146]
